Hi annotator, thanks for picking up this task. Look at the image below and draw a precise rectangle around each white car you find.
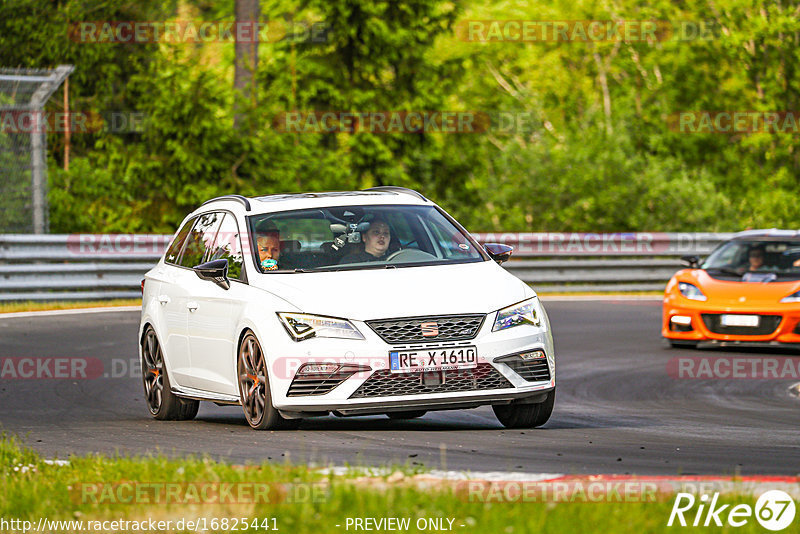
[138,187,556,430]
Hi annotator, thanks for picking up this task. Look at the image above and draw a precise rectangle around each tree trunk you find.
[234,0,260,130]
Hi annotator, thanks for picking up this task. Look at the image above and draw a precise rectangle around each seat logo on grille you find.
[420,322,439,337]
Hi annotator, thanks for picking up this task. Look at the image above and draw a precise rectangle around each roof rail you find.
[200,195,251,211]
[365,186,427,201]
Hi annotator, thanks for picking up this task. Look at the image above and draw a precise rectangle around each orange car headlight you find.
[678,282,707,301]
[780,290,800,303]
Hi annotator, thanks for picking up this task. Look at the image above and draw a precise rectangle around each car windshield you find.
[247,205,486,272]
[701,239,800,280]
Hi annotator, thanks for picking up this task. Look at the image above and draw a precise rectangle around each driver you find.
[746,246,768,272]
[255,221,281,271]
[340,219,392,263]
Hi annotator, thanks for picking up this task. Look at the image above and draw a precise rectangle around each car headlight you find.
[493,297,542,332]
[678,282,707,301]
[780,290,800,303]
[277,313,365,341]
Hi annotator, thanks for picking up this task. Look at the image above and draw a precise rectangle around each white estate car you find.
[138,187,556,430]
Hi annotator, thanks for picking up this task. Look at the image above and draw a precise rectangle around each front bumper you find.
[662,296,800,344]
[266,314,556,414]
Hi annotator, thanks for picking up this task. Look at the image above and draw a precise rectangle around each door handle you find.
[158,295,170,305]
[187,301,199,312]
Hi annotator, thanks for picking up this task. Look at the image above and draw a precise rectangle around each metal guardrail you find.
[0,233,732,301]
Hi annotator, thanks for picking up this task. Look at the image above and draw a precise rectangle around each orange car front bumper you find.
[662,296,800,344]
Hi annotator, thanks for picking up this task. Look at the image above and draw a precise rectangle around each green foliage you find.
[1,0,799,233]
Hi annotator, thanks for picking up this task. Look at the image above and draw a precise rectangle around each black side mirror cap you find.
[680,255,700,268]
[485,243,513,264]
[193,258,230,290]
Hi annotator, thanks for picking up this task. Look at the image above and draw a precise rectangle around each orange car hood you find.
[675,269,800,306]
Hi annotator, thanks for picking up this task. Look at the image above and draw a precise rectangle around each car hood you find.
[675,269,800,305]
[250,260,532,320]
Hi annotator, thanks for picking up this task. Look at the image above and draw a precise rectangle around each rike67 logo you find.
[668,490,796,531]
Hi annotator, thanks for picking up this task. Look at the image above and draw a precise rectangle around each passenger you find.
[255,221,281,271]
[340,219,392,263]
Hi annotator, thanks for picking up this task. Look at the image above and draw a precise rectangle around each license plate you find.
[389,346,477,373]
[720,314,760,327]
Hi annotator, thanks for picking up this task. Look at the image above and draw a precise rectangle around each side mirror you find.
[484,243,513,264]
[680,255,700,268]
[193,259,230,290]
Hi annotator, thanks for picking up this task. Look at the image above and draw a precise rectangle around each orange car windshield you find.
[702,240,800,280]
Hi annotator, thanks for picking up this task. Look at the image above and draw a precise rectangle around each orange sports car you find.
[663,229,800,349]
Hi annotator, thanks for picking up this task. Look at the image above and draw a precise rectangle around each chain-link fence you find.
[0,65,73,234]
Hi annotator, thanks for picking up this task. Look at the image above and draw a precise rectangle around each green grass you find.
[0,299,141,314]
[0,434,776,533]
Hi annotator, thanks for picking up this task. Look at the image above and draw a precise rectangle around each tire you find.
[386,410,427,420]
[141,326,199,421]
[492,389,555,429]
[237,331,300,430]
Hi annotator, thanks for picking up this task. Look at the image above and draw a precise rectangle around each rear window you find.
[165,217,194,265]
[178,212,225,268]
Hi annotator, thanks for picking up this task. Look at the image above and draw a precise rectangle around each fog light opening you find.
[670,315,693,332]
[519,350,547,361]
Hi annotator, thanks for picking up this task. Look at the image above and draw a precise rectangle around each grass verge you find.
[0,434,775,533]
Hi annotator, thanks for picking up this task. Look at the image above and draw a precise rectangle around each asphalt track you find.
[1,300,798,476]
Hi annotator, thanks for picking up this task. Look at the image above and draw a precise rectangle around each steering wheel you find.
[386,249,437,263]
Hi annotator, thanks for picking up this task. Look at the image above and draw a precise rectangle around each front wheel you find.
[237,332,300,430]
[141,326,199,421]
[492,389,555,429]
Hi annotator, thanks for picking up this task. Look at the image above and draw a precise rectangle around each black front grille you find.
[287,371,355,397]
[498,356,551,382]
[367,314,485,345]
[701,314,782,336]
[349,363,512,398]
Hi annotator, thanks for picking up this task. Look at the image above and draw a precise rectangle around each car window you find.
[273,217,333,250]
[248,205,484,272]
[165,217,194,265]
[702,239,800,280]
[178,212,224,268]
[426,214,473,259]
[208,213,244,280]
[384,211,416,247]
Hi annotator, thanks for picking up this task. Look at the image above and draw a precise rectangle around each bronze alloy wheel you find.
[237,331,300,430]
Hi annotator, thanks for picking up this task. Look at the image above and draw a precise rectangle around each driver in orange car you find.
[745,246,768,272]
